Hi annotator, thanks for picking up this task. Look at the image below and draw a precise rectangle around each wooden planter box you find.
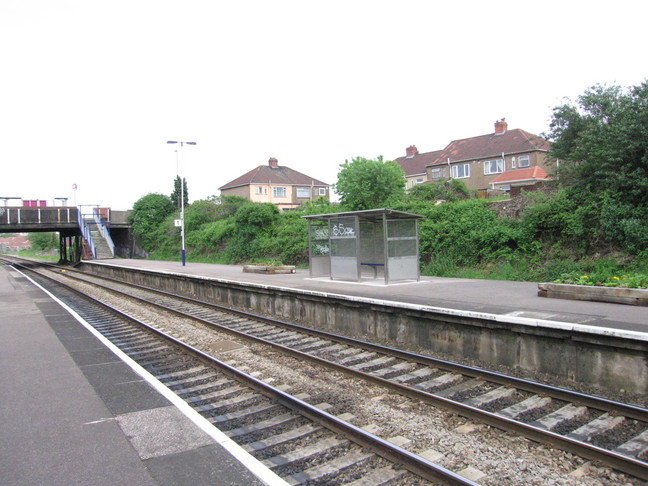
[242,265,296,275]
[538,282,648,306]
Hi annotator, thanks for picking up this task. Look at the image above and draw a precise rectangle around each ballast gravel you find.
[60,276,644,486]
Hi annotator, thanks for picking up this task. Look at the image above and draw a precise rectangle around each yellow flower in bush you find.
[613,276,620,280]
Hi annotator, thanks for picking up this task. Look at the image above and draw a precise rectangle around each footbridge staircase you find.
[0,202,129,262]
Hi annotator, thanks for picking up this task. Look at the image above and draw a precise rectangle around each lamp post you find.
[167,140,197,266]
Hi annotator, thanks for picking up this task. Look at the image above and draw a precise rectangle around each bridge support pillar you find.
[59,234,83,264]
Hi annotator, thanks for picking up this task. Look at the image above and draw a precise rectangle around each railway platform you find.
[91,259,647,333]
[0,263,282,486]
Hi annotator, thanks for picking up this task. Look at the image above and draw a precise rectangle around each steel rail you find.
[12,260,479,486]
[7,257,648,480]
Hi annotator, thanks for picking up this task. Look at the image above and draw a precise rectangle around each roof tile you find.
[490,166,550,184]
[220,165,328,190]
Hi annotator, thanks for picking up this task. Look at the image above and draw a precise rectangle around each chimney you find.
[494,118,508,134]
[405,145,418,157]
[268,157,279,168]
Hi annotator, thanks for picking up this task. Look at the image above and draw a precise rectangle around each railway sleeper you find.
[308,343,348,355]
[497,395,553,420]
[172,376,231,394]
[530,403,589,431]
[225,412,305,439]
[614,429,648,459]
[157,366,213,382]
[337,351,378,366]
[390,365,437,383]
[285,448,375,486]
[289,337,328,350]
[204,401,281,424]
[344,465,406,486]
[566,413,626,442]
[262,436,349,469]
[242,424,323,454]
[127,346,176,359]
[268,332,303,344]
[295,340,336,353]
[464,386,518,408]
[350,355,397,372]
[414,372,464,393]
[369,361,416,379]
[187,390,257,409]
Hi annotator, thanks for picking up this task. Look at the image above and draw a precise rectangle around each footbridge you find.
[0,201,132,263]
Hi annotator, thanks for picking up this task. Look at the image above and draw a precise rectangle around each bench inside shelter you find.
[360,262,384,279]
[303,208,423,285]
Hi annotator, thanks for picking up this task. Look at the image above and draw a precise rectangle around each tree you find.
[406,178,471,203]
[170,176,188,209]
[334,156,406,210]
[128,193,176,250]
[28,232,57,251]
[547,81,648,252]
[548,81,648,207]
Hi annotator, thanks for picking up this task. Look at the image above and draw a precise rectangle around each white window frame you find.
[451,163,470,179]
[296,187,310,198]
[273,187,287,197]
[318,187,326,196]
[518,155,530,167]
[484,159,504,175]
[255,186,267,195]
[430,168,441,179]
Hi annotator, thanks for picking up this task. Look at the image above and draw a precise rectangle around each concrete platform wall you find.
[81,263,648,395]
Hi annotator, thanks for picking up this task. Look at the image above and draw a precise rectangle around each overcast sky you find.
[1,1,646,210]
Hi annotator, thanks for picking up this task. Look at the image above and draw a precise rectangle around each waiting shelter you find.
[302,208,424,284]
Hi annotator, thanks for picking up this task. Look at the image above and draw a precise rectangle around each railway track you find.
[7,258,477,486]
[7,257,648,481]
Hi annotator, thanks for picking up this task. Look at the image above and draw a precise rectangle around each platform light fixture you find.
[166,140,197,266]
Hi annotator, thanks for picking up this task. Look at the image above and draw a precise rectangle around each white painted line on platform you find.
[17,268,289,486]
[87,260,648,342]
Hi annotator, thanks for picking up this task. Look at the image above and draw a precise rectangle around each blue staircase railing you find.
[77,207,96,259]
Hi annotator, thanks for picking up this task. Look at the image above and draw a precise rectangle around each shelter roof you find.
[302,208,424,222]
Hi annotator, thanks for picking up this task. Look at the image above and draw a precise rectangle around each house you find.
[219,157,330,211]
[489,166,551,195]
[398,146,443,190]
[394,119,554,194]
[0,233,31,252]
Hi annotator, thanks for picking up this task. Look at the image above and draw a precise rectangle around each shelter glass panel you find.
[387,219,417,238]
[387,239,417,257]
[309,223,330,256]
[330,216,359,280]
[359,221,384,264]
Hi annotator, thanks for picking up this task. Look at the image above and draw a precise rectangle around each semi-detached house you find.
[218,157,330,211]
[395,119,554,194]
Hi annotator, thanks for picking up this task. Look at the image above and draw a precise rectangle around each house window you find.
[451,163,470,179]
[484,159,504,175]
[296,187,310,198]
[416,178,424,184]
[255,186,267,195]
[431,168,441,179]
[273,187,287,197]
[318,187,326,196]
[518,155,530,167]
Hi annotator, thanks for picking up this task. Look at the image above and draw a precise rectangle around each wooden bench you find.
[360,263,384,279]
